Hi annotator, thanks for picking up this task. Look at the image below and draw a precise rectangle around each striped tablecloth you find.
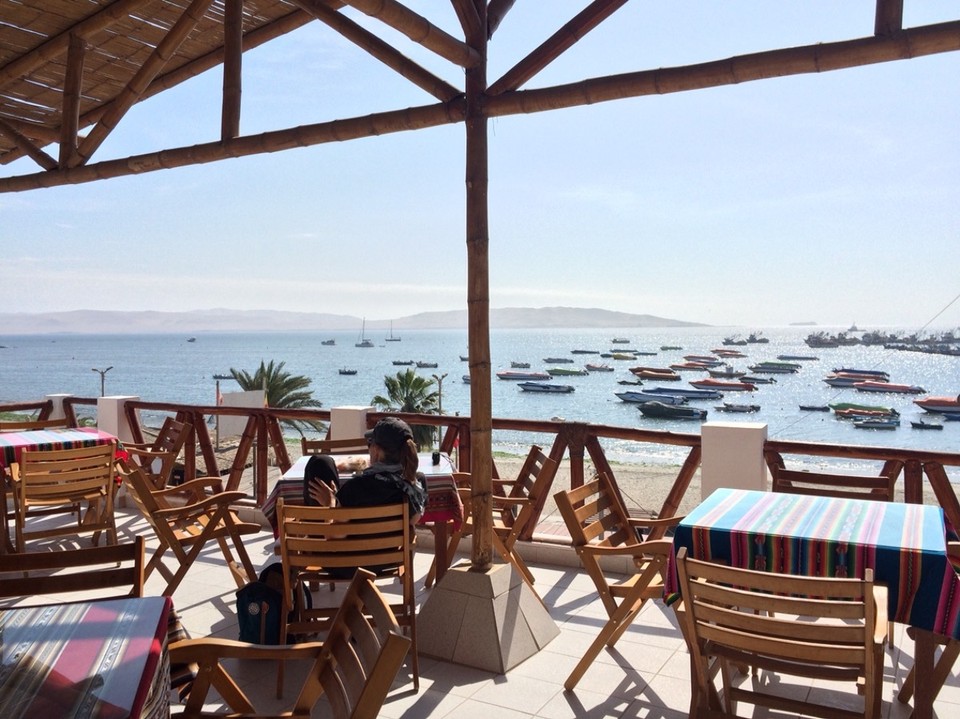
[670,488,960,640]
[263,453,464,535]
[0,428,119,468]
[0,596,172,718]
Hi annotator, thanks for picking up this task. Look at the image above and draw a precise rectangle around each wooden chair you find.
[10,442,118,552]
[118,458,260,596]
[675,546,887,719]
[554,472,682,689]
[276,499,417,694]
[125,417,192,490]
[424,451,559,588]
[170,569,410,719]
[0,417,71,431]
[0,537,145,606]
[771,466,896,501]
[300,436,368,455]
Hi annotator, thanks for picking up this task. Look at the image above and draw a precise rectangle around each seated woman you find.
[304,417,427,521]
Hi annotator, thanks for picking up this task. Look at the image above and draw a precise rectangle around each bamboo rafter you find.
[1,18,956,192]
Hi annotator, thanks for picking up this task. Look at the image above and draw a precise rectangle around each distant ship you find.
[321,339,335,346]
[385,321,401,342]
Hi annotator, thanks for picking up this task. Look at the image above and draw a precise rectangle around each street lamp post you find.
[431,372,447,448]
[91,366,113,397]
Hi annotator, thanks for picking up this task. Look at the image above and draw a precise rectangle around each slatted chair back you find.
[496,445,553,529]
[552,472,681,691]
[118,458,259,596]
[675,546,886,719]
[771,466,895,502]
[0,417,71,431]
[125,417,192,490]
[0,537,145,606]
[277,499,417,693]
[10,442,117,552]
[170,569,410,719]
[300,436,369,455]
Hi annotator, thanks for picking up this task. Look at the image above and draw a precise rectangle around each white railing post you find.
[97,396,140,444]
[700,421,769,499]
[330,406,373,439]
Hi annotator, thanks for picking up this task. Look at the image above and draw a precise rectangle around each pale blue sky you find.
[2,2,958,330]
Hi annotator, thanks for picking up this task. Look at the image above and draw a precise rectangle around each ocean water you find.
[1,326,957,467]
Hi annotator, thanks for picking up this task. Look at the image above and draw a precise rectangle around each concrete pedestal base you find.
[417,560,560,673]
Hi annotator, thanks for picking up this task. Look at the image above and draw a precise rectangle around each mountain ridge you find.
[0,307,708,334]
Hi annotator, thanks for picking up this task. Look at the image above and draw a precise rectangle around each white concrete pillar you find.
[330,406,373,439]
[700,421,769,499]
[45,393,72,419]
[97,396,140,444]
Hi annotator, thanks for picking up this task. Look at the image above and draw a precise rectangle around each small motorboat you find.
[462,375,471,384]
[645,386,723,400]
[854,381,925,394]
[518,382,574,394]
[689,378,757,392]
[393,360,414,366]
[611,337,631,344]
[585,363,615,372]
[416,361,438,368]
[707,364,747,379]
[638,401,707,420]
[853,418,900,430]
[212,373,233,380]
[615,391,687,405]
[911,419,943,430]
[547,367,588,376]
[571,349,600,355]
[799,405,830,412]
[833,367,890,379]
[714,402,760,413]
[747,361,799,374]
[543,357,574,363]
[338,368,357,376]
[610,352,638,360]
[777,354,819,361]
[496,370,551,381]
[670,361,712,372]
[321,339,335,346]
[914,396,960,414]
[630,366,681,381]
[510,361,531,368]
[740,375,777,385]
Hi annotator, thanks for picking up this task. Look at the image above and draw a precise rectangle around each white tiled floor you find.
[114,506,960,717]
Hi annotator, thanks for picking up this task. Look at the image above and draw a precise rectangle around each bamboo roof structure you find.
[2,1,959,569]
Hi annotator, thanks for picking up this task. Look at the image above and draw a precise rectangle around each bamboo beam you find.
[450,0,482,41]
[338,0,481,68]
[488,0,628,95]
[0,0,155,91]
[221,0,244,141]
[487,0,516,39]
[59,34,86,168]
[0,118,57,171]
[0,101,465,191]
[876,0,904,36]
[2,20,958,192]
[75,0,218,166]
[464,2,492,572]
[292,0,461,101]
[484,21,960,117]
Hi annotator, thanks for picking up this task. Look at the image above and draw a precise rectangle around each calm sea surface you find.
[2,327,957,469]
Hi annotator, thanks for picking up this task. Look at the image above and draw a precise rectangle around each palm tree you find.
[371,369,439,449]
[229,360,323,435]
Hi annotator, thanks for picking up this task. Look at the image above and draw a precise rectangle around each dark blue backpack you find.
[236,563,311,644]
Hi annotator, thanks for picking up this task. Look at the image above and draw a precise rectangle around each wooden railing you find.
[4,399,959,546]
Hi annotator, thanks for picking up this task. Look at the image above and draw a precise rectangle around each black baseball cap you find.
[365,417,414,452]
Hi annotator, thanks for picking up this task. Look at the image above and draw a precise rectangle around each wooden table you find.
[669,488,960,719]
[263,453,464,582]
[0,428,119,553]
[0,596,172,718]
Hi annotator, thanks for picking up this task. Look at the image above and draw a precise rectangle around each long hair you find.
[381,437,419,485]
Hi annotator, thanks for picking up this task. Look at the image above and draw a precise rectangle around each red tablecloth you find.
[0,596,172,718]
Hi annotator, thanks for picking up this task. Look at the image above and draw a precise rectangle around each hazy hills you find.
[0,307,708,335]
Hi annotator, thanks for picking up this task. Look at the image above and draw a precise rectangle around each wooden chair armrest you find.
[153,477,221,498]
[169,637,324,664]
[153,491,248,519]
[492,497,529,508]
[628,515,685,529]
[579,538,675,559]
[125,446,173,460]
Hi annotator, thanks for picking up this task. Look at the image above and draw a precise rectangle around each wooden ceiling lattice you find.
[0,1,958,192]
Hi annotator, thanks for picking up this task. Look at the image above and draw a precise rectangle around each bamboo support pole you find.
[465,2,492,572]
[293,0,461,101]
[875,0,904,36]
[450,0,482,41]
[487,0,516,39]
[338,0,481,68]
[488,0,628,96]
[76,0,217,166]
[0,119,57,171]
[59,34,85,168]
[221,0,243,141]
